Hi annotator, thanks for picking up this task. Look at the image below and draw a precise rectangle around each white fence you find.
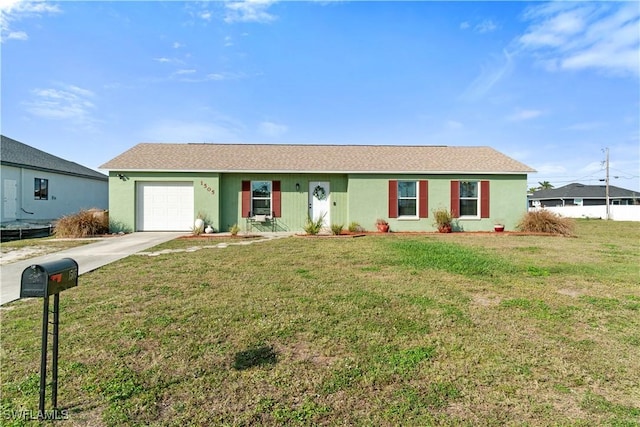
[529,205,640,221]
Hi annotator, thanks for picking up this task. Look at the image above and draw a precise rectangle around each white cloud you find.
[174,69,196,75]
[460,19,498,33]
[508,109,542,121]
[172,71,246,83]
[225,0,277,24]
[259,121,288,137]
[172,42,184,49]
[199,10,212,21]
[461,49,514,101]
[6,30,27,40]
[1,0,61,42]
[518,2,639,76]
[475,19,497,33]
[23,83,99,130]
[581,160,607,173]
[153,57,186,66]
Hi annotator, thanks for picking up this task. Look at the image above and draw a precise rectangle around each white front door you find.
[309,181,330,228]
[3,179,17,220]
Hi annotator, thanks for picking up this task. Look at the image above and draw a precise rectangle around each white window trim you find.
[397,180,419,219]
[459,181,480,219]
[251,180,272,216]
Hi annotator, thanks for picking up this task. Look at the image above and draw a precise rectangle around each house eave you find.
[101,168,534,175]
[3,161,108,181]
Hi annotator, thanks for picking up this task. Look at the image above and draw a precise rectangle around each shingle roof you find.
[1,135,107,181]
[530,183,640,199]
[100,143,535,174]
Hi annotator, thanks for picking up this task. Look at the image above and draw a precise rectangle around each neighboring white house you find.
[1,135,108,223]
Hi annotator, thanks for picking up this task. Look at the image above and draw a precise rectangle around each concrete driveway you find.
[0,232,184,306]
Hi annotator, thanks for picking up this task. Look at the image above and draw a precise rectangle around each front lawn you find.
[1,220,639,426]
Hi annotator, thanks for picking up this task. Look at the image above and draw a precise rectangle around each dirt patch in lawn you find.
[273,341,339,367]
[557,288,585,298]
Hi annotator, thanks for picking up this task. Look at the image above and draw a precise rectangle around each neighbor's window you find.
[398,181,417,217]
[35,178,49,200]
[251,181,272,215]
[460,181,478,217]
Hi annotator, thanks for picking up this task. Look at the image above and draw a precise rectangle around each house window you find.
[398,181,417,217]
[35,178,49,200]
[251,181,272,215]
[388,180,428,219]
[460,181,478,217]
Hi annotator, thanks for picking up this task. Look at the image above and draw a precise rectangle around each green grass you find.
[1,220,639,426]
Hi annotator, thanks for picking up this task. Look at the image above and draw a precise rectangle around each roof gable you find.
[1,135,107,181]
[100,143,535,174]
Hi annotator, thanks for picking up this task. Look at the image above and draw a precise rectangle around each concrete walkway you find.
[0,232,184,306]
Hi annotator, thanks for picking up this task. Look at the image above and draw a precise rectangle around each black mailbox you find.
[20,257,79,418]
[20,258,79,298]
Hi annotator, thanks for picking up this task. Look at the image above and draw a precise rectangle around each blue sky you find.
[2,0,639,191]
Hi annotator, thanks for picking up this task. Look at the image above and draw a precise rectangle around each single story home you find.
[1,135,108,223]
[529,183,640,208]
[100,143,535,233]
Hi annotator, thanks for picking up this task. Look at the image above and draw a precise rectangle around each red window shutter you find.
[450,181,460,218]
[241,180,251,218]
[480,180,490,218]
[388,180,398,218]
[272,181,281,217]
[419,180,428,218]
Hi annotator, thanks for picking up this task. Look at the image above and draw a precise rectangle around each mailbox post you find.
[20,258,78,420]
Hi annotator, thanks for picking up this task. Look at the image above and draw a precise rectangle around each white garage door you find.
[136,182,194,231]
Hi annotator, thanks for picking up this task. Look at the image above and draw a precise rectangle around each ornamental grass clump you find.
[55,209,109,238]
[517,210,575,237]
[303,214,325,235]
[331,224,344,235]
[348,221,364,233]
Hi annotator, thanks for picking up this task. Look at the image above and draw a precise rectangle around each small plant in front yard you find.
[376,218,390,232]
[330,224,344,235]
[229,223,240,236]
[432,207,453,233]
[303,213,325,235]
[348,221,364,233]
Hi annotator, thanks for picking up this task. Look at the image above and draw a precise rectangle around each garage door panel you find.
[136,182,194,231]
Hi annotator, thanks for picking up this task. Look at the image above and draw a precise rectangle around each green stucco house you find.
[100,143,535,233]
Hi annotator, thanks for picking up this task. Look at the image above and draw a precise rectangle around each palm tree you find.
[538,181,554,190]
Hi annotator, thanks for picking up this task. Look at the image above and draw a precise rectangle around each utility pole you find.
[605,147,610,220]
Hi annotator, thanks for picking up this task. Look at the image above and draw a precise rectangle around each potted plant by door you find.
[432,208,453,233]
[376,218,390,232]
